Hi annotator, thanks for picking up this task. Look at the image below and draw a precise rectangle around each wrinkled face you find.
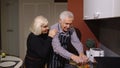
[41,24,49,34]
[59,17,73,32]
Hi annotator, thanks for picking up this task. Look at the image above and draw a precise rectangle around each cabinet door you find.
[54,3,67,23]
[1,0,19,56]
[84,0,113,20]
[114,0,120,17]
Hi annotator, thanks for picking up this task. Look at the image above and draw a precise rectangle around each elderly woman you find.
[23,16,57,68]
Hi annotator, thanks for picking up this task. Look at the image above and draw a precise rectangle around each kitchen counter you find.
[94,57,120,68]
[0,56,23,68]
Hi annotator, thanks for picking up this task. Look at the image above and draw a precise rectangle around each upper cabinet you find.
[83,0,120,20]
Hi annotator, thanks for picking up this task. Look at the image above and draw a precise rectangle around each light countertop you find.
[0,56,23,68]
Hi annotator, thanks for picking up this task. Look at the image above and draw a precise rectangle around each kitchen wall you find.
[2,0,120,58]
[68,0,120,57]
[68,0,99,50]
[85,17,120,56]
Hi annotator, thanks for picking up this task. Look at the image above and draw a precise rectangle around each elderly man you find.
[48,11,88,68]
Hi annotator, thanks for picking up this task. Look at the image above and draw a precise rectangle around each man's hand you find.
[79,53,88,64]
[71,54,80,63]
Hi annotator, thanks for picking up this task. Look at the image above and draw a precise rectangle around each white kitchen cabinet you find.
[84,0,120,20]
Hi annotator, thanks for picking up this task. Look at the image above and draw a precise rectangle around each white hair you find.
[59,11,74,21]
[30,16,48,35]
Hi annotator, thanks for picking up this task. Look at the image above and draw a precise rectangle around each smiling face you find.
[59,17,73,32]
[41,24,49,34]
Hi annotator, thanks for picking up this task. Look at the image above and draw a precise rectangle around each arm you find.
[71,30,88,63]
[52,33,73,60]
[71,29,83,54]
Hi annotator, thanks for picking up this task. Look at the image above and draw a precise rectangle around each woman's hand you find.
[48,29,57,38]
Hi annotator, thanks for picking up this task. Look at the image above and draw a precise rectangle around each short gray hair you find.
[59,11,74,21]
[30,16,48,35]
